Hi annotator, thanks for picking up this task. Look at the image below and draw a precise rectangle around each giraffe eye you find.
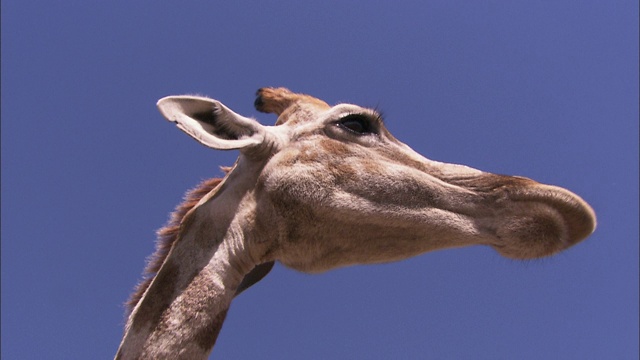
[338,115,374,135]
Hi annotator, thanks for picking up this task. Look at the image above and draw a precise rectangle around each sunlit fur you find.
[116,88,596,359]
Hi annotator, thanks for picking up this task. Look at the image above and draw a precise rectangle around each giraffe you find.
[116,87,596,359]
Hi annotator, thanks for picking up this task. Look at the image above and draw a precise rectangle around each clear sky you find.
[2,1,638,359]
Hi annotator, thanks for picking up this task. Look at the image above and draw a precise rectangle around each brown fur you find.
[255,87,330,124]
[131,259,180,331]
[195,309,228,350]
[127,173,229,312]
[117,88,596,358]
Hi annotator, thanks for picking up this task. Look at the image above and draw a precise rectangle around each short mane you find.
[126,170,230,312]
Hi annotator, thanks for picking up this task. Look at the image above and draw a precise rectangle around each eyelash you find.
[337,114,377,135]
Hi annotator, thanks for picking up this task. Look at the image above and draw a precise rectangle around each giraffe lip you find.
[486,184,596,259]
[437,170,596,256]
[521,184,596,243]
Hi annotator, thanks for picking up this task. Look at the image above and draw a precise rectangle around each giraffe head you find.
[157,87,596,273]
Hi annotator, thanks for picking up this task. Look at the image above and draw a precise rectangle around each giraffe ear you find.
[157,95,265,151]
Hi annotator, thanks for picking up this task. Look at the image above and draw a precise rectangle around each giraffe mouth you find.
[413,168,596,260]
[479,182,596,259]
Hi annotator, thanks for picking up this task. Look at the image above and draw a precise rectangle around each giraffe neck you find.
[116,221,252,359]
[117,161,269,359]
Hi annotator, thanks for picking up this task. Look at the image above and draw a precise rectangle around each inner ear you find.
[157,95,266,151]
[192,108,251,141]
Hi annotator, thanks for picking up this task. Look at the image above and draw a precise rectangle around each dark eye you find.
[338,114,374,135]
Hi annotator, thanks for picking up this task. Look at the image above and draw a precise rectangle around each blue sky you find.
[2,1,637,359]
